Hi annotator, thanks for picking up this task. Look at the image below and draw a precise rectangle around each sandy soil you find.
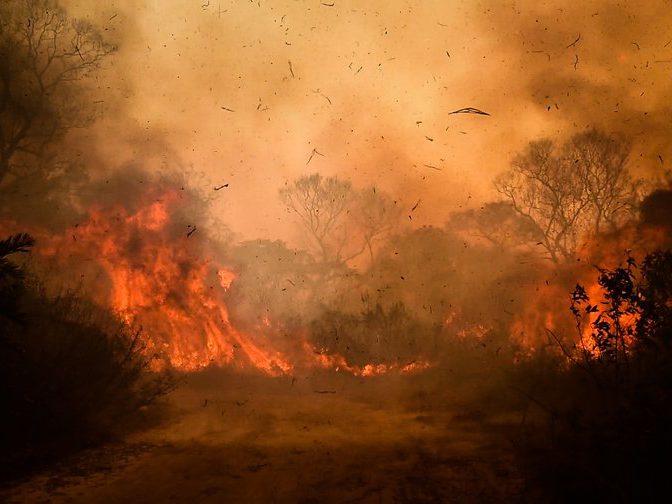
[0,371,523,503]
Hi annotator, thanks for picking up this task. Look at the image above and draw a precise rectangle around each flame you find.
[304,342,430,376]
[4,190,432,376]
[508,222,671,360]
[40,193,293,374]
[574,282,639,359]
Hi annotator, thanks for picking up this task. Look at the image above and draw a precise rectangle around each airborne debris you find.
[288,60,295,78]
[573,54,579,70]
[187,226,197,238]
[306,148,324,164]
[566,34,581,48]
[411,199,421,211]
[531,50,551,61]
[321,2,335,6]
[220,106,235,112]
[214,184,229,190]
[449,107,490,116]
[424,164,442,171]
[312,88,332,105]
[425,136,434,141]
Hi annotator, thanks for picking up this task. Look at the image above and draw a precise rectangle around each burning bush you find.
[0,234,174,481]
[512,250,672,501]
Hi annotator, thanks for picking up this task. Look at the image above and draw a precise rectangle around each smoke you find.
[641,187,672,229]
[474,0,672,175]
[22,0,662,244]
[2,0,670,374]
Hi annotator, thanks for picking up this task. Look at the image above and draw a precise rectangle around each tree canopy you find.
[280,173,402,266]
[495,130,637,262]
[0,0,113,187]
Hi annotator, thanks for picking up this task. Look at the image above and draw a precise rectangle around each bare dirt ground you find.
[0,370,523,503]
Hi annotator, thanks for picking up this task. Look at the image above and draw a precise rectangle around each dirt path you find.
[1,373,523,503]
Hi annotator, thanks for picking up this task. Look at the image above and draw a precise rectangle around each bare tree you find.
[566,130,635,234]
[280,173,352,264]
[0,0,113,186]
[353,187,403,263]
[280,174,401,266]
[495,131,637,262]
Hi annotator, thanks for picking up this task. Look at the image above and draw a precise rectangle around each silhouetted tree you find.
[495,130,637,262]
[280,173,352,263]
[280,173,401,266]
[0,0,113,187]
[353,186,403,263]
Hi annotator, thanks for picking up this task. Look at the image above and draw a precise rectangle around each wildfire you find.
[306,342,431,376]
[36,191,293,373]
[508,220,671,361]
[7,189,432,377]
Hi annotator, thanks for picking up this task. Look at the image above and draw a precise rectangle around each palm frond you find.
[0,233,35,258]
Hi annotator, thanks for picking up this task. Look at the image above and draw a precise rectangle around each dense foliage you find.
[0,234,174,481]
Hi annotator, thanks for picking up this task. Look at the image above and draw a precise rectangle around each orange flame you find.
[508,222,670,360]
[5,190,432,376]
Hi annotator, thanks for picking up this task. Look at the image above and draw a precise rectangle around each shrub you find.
[513,250,672,502]
[309,303,438,367]
[0,234,175,480]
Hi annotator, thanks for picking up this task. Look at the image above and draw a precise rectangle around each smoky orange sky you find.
[61,0,672,243]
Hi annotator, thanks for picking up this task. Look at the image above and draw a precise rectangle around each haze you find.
[57,0,671,242]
